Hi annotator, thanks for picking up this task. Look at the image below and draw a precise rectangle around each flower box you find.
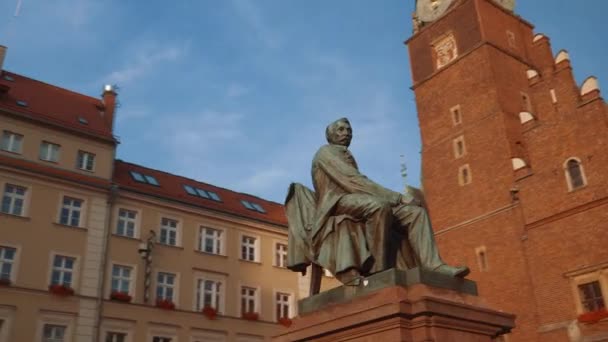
[202,306,217,320]
[48,284,74,296]
[156,299,176,310]
[242,311,259,321]
[578,309,608,324]
[110,291,132,303]
[278,317,292,327]
[0,278,11,286]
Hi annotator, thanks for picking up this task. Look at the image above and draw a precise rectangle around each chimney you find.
[101,84,117,131]
[0,45,7,72]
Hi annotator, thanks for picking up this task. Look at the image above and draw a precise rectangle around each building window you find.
[76,151,95,171]
[458,164,472,186]
[433,33,458,69]
[105,332,126,342]
[0,246,16,282]
[275,243,287,268]
[59,197,83,227]
[199,227,223,255]
[241,286,258,314]
[129,171,159,186]
[39,142,60,162]
[196,278,223,312]
[159,218,178,246]
[578,281,605,313]
[111,265,132,294]
[450,105,462,125]
[1,184,26,216]
[240,200,266,213]
[241,235,258,262]
[1,131,23,154]
[275,292,292,320]
[152,337,172,342]
[156,272,176,302]
[183,185,222,202]
[453,136,466,158]
[565,158,586,191]
[116,209,137,238]
[51,255,75,287]
[42,324,66,342]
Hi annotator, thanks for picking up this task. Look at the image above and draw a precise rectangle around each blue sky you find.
[1,0,606,203]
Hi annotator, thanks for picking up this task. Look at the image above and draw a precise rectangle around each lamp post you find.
[138,230,156,304]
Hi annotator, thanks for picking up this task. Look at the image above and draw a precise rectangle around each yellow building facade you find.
[0,49,306,342]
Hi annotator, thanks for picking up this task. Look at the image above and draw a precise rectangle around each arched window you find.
[564,158,586,191]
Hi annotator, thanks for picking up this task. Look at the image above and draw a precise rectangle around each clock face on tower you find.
[492,0,516,11]
[416,0,454,23]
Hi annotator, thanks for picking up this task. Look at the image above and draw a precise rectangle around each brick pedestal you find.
[274,269,515,342]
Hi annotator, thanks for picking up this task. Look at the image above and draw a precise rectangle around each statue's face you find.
[330,121,352,147]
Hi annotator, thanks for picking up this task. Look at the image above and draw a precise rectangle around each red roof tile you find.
[113,160,288,227]
[0,71,114,140]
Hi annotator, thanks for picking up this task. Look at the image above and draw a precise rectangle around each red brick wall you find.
[407,0,608,341]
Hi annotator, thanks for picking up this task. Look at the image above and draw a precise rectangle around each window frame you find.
[35,312,75,342]
[563,157,588,192]
[274,241,288,268]
[1,183,28,217]
[452,135,466,159]
[569,269,608,315]
[198,226,225,255]
[115,207,141,239]
[49,254,78,289]
[239,285,260,315]
[108,262,137,298]
[450,105,462,125]
[0,306,15,342]
[0,131,23,154]
[39,141,60,163]
[159,216,181,247]
[76,150,96,172]
[100,319,134,342]
[58,195,85,228]
[458,164,472,186]
[155,270,179,305]
[194,272,226,314]
[240,233,260,263]
[0,243,19,284]
[273,289,295,321]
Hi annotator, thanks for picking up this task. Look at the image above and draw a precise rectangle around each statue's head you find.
[325,117,352,147]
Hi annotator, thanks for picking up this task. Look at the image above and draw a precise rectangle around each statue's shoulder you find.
[313,144,334,162]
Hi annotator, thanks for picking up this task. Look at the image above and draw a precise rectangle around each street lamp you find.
[139,230,156,304]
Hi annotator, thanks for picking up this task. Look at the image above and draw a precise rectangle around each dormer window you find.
[129,171,159,186]
[183,185,221,202]
[241,200,266,213]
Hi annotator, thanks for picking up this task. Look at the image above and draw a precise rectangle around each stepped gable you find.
[113,160,288,227]
[0,70,114,141]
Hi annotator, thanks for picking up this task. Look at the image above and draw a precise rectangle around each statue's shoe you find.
[432,264,470,278]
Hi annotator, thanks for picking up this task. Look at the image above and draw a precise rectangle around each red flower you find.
[0,278,11,286]
[202,306,217,320]
[110,291,132,303]
[242,311,259,321]
[155,299,176,310]
[48,284,74,296]
[578,309,608,324]
[278,317,292,327]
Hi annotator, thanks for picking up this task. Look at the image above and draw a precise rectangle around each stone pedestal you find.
[274,269,515,342]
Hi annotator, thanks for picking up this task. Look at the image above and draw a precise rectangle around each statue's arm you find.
[315,147,402,204]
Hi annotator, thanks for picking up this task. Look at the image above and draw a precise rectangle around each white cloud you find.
[230,0,282,49]
[104,43,188,85]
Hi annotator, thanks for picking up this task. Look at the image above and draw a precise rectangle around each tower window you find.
[578,281,605,313]
[506,30,516,48]
[458,164,472,186]
[450,105,462,125]
[475,246,488,272]
[520,92,533,113]
[453,136,466,158]
[564,158,587,191]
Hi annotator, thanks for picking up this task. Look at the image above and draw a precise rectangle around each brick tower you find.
[407,0,608,341]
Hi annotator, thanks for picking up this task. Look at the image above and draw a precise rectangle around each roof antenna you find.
[14,0,23,17]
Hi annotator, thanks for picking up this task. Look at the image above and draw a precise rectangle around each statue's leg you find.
[392,205,443,269]
[392,205,470,277]
[335,194,393,274]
